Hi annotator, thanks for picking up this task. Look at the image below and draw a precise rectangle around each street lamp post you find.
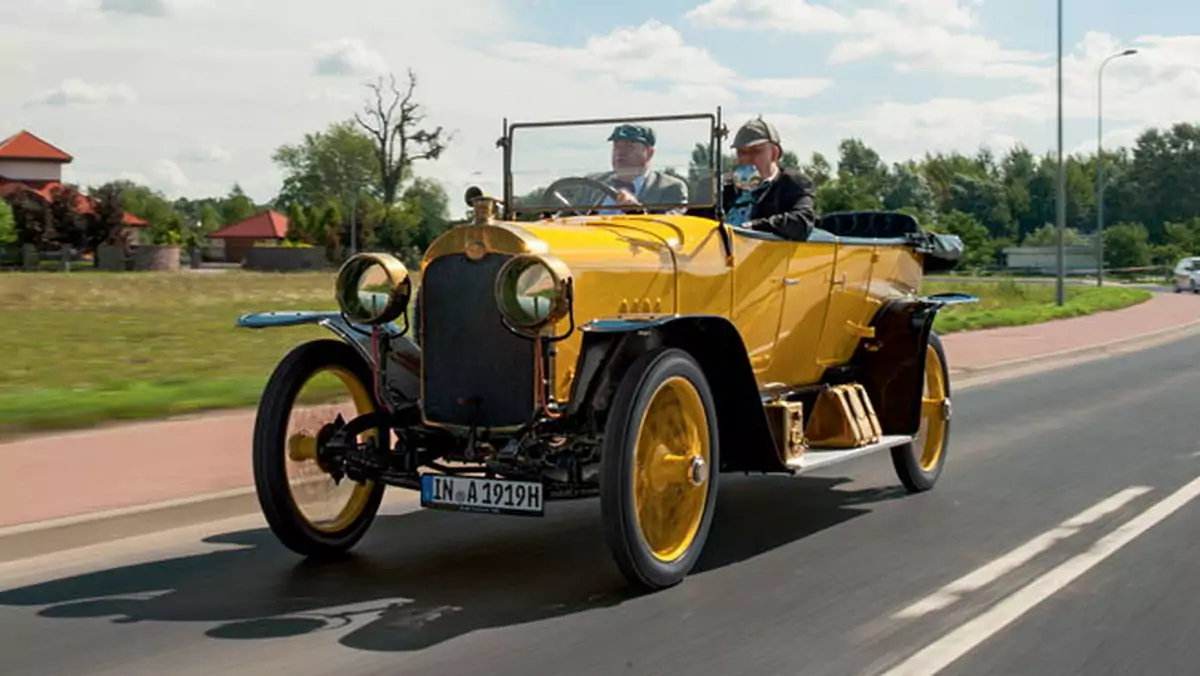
[1095,48,1138,287]
[1055,0,1065,306]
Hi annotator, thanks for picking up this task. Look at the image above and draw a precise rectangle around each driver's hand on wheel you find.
[613,189,641,206]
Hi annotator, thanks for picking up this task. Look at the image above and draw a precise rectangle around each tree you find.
[0,199,15,247]
[47,185,88,251]
[401,177,451,251]
[883,161,935,213]
[930,210,995,269]
[802,152,832,188]
[9,192,53,248]
[1103,222,1151,270]
[354,70,449,207]
[273,121,379,213]
[88,183,128,252]
[1022,223,1085,247]
[219,184,258,225]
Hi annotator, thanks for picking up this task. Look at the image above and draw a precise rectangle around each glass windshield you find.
[507,115,719,216]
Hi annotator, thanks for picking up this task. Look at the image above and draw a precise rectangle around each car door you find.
[728,228,795,378]
[813,239,878,369]
[766,237,839,387]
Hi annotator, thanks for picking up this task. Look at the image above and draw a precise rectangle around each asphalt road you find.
[3,334,1199,676]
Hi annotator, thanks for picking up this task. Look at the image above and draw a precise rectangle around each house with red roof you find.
[0,129,148,233]
[208,210,290,262]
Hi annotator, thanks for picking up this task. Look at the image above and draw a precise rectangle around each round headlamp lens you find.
[495,255,570,331]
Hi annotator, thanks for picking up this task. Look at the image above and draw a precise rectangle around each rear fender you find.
[850,293,977,436]
[236,311,421,403]
[569,315,784,474]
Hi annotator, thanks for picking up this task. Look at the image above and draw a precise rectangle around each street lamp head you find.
[1122,49,1138,56]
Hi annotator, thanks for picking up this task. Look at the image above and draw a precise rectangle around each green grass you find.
[0,271,1153,438]
[0,270,347,437]
[924,279,1152,333]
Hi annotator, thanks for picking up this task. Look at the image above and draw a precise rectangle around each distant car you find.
[1173,256,1199,293]
[236,109,976,591]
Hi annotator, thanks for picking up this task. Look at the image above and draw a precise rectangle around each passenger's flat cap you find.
[731,116,781,148]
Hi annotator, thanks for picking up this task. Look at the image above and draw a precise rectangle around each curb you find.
[0,487,259,563]
[3,317,1199,562]
[947,317,1200,384]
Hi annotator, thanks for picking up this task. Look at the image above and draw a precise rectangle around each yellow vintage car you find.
[237,111,974,591]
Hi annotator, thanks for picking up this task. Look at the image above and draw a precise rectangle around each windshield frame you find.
[498,109,727,221]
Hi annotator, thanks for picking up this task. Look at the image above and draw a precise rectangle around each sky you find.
[1,0,1197,206]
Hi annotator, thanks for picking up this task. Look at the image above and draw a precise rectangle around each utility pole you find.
[1095,48,1138,287]
[1055,0,1066,306]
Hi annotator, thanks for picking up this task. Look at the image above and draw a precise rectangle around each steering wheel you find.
[540,176,625,217]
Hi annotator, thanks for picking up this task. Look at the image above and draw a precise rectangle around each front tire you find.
[252,339,387,558]
[891,331,951,493]
[600,347,720,591]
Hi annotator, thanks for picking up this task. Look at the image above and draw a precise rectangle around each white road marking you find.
[881,475,1200,676]
[893,486,1151,619]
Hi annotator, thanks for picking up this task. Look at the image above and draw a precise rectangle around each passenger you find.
[723,116,817,240]
[593,123,689,214]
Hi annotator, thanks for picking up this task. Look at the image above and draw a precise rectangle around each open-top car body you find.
[238,109,974,590]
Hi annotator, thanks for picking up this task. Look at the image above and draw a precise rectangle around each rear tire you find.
[891,331,951,493]
[252,339,387,558]
[600,347,720,591]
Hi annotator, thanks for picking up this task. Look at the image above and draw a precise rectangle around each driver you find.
[591,123,689,214]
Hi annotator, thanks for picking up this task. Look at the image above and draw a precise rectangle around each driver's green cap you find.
[608,123,656,147]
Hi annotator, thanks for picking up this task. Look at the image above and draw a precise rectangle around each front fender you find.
[236,311,421,403]
[570,314,783,474]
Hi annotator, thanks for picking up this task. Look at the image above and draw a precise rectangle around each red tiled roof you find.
[209,210,288,239]
[0,130,73,163]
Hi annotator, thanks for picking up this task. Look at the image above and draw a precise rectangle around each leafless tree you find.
[354,69,449,208]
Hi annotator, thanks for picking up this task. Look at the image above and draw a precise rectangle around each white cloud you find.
[179,145,232,163]
[494,20,734,86]
[688,0,1047,80]
[25,79,137,107]
[734,77,833,100]
[686,0,851,33]
[313,38,388,77]
[889,0,981,30]
[155,159,189,189]
[99,0,169,16]
[828,8,1047,80]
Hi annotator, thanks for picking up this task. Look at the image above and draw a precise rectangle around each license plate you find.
[420,474,544,516]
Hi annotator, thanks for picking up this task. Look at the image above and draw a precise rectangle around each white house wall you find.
[0,160,62,181]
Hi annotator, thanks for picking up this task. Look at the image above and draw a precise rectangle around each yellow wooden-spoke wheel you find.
[602,348,720,591]
[283,364,378,534]
[915,341,950,471]
[632,376,712,562]
[892,331,952,493]
[253,339,387,557]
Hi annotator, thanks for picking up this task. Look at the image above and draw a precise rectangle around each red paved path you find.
[3,292,1199,529]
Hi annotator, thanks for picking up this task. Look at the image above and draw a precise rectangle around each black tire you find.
[891,331,951,493]
[252,338,387,558]
[600,347,720,591]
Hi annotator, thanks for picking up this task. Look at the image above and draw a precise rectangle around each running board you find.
[786,434,913,473]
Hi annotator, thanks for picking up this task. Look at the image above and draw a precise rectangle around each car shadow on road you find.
[0,474,907,654]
